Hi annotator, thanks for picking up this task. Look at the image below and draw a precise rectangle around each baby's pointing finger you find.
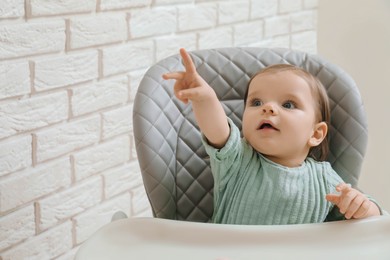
[180,48,197,74]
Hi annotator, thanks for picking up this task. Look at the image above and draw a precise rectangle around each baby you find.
[163,48,382,224]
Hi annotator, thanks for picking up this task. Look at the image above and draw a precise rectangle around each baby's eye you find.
[282,101,296,109]
[251,99,263,107]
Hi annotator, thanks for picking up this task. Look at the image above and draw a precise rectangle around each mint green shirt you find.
[202,118,344,225]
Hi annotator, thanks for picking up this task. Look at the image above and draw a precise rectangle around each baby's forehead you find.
[253,69,303,79]
[249,70,309,88]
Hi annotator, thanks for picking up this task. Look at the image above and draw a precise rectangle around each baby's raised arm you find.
[162,48,230,148]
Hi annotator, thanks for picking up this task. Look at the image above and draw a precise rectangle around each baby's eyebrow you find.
[247,91,262,99]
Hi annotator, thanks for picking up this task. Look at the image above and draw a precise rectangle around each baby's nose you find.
[262,103,277,114]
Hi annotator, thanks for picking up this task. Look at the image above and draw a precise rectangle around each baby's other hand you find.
[326,183,380,219]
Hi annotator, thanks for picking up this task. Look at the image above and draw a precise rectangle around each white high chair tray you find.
[76,216,390,260]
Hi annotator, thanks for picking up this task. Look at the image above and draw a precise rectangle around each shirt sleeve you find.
[324,165,347,222]
[201,117,243,192]
[201,117,242,164]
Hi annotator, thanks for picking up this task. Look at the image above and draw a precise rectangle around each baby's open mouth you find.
[258,122,279,131]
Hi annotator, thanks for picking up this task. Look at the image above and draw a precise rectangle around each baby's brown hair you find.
[244,64,331,161]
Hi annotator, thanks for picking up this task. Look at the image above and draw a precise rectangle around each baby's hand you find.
[162,48,214,104]
[326,183,380,219]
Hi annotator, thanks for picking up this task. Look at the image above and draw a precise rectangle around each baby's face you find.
[242,71,319,167]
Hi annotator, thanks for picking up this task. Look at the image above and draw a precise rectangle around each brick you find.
[74,193,131,244]
[234,21,264,46]
[74,136,130,181]
[70,13,127,49]
[154,0,192,5]
[250,0,277,19]
[72,76,128,116]
[34,51,98,91]
[304,0,319,9]
[131,185,152,217]
[0,158,71,212]
[155,34,196,61]
[0,0,24,18]
[102,40,153,77]
[198,27,233,49]
[0,222,72,260]
[0,135,32,177]
[100,0,151,10]
[103,161,142,198]
[30,0,95,16]
[0,61,30,100]
[178,4,217,31]
[0,20,65,60]
[291,10,317,32]
[36,116,100,162]
[255,35,290,49]
[279,0,303,13]
[55,247,79,260]
[218,0,249,25]
[264,15,290,38]
[128,69,147,101]
[130,7,176,38]
[0,205,35,251]
[102,105,133,139]
[291,31,317,53]
[38,177,102,230]
[0,92,68,139]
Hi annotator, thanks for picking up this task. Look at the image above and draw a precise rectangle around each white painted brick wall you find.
[70,13,128,49]
[102,40,153,76]
[0,205,35,251]
[34,52,98,91]
[103,162,143,198]
[178,4,217,31]
[0,159,71,212]
[102,105,133,139]
[234,21,264,46]
[100,0,150,11]
[0,135,32,177]
[291,10,317,32]
[0,0,318,258]
[0,92,68,139]
[218,1,250,24]
[250,0,278,19]
[264,15,290,38]
[36,116,100,162]
[199,26,234,49]
[0,61,30,99]
[130,7,177,38]
[0,0,24,18]
[73,135,130,181]
[38,177,102,230]
[30,0,96,16]
[0,21,65,59]
[1,222,73,260]
[279,0,302,13]
[155,34,197,61]
[71,76,128,116]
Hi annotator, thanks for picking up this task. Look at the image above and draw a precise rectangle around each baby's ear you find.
[308,122,328,147]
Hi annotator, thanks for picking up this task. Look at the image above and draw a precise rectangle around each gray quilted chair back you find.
[133,48,368,222]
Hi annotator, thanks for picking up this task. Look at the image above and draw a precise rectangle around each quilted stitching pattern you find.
[133,48,368,222]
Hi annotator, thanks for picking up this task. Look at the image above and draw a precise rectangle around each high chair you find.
[76,48,390,260]
[133,47,368,222]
